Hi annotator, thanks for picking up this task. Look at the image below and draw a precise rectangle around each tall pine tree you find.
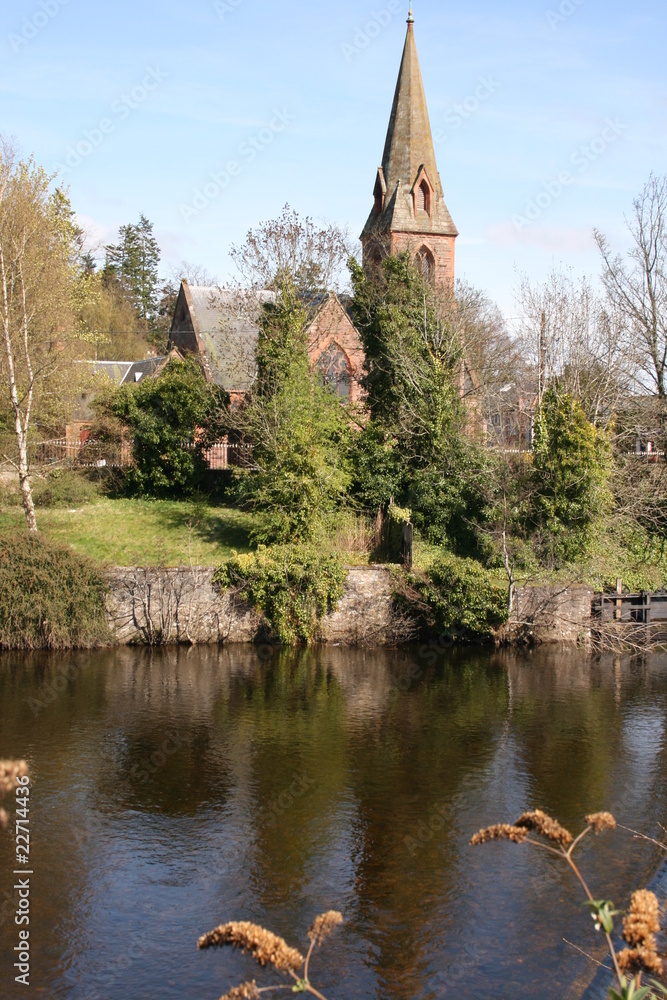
[104,214,160,323]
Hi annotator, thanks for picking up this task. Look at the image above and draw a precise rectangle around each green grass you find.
[0,498,257,567]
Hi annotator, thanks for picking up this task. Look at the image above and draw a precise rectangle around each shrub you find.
[404,552,509,641]
[530,387,612,562]
[110,357,229,498]
[32,469,102,509]
[0,532,110,650]
[215,544,346,645]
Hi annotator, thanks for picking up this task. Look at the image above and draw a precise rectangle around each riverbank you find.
[107,565,595,647]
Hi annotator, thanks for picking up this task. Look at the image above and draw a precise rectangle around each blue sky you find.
[2,0,666,320]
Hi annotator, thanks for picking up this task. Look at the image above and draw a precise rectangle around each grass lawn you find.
[0,498,257,567]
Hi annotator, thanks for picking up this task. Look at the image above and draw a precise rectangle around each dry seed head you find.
[617,944,663,977]
[308,911,343,946]
[514,810,573,848]
[0,760,28,796]
[617,890,663,976]
[471,824,530,846]
[586,812,617,835]
[198,922,304,974]
[623,890,661,945]
[219,982,260,1000]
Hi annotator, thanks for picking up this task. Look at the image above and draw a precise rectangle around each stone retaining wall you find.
[106,566,595,648]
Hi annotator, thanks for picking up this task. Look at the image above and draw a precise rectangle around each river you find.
[1,645,666,999]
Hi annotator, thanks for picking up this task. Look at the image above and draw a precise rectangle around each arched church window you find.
[417,179,431,215]
[316,344,351,400]
[416,246,436,282]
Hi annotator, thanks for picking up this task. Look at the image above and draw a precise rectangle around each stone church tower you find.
[361,7,458,287]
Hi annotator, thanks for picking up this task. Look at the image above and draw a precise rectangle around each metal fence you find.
[27,438,251,472]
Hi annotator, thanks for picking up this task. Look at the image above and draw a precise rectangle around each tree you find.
[0,141,74,532]
[237,284,351,543]
[104,214,160,324]
[517,267,629,426]
[110,357,228,497]
[530,386,612,562]
[230,204,352,296]
[595,174,667,398]
[349,253,488,548]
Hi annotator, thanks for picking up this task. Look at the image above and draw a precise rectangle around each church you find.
[169,6,458,401]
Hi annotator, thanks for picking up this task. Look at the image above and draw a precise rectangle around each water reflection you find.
[0,646,666,999]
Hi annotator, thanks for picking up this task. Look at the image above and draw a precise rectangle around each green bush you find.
[0,532,111,650]
[32,470,102,509]
[405,552,509,641]
[531,387,612,562]
[110,357,228,498]
[215,544,346,645]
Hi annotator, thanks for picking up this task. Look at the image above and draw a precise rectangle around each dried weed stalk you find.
[198,912,343,1000]
[472,808,667,1000]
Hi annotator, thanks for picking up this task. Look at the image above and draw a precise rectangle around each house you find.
[169,283,366,405]
[65,357,168,447]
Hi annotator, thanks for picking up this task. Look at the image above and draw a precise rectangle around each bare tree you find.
[516,267,629,426]
[230,204,353,295]
[595,173,667,398]
[0,140,73,532]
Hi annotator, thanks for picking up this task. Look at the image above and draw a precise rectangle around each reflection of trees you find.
[340,650,510,999]
[4,645,667,999]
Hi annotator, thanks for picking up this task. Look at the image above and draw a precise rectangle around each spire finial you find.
[407,3,414,24]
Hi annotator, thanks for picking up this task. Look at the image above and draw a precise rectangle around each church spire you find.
[361,13,458,285]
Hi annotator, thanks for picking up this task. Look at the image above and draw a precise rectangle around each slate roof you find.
[82,357,167,387]
[175,285,277,392]
[362,19,458,240]
[69,357,167,423]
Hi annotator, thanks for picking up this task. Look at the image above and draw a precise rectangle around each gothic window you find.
[417,179,431,215]
[316,344,351,400]
[416,246,436,281]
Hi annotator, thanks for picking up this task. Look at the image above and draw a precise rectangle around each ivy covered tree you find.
[349,254,488,549]
[530,386,612,562]
[237,283,351,544]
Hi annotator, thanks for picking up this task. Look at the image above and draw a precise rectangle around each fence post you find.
[615,578,623,621]
[402,520,414,571]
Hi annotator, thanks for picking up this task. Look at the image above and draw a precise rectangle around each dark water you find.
[1,645,667,1000]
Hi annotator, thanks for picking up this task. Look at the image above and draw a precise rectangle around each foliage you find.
[404,552,509,640]
[215,544,346,645]
[0,531,110,650]
[73,269,153,361]
[110,357,229,498]
[0,139,81,530]
[349,254,488,550]
[32,469,102,509]
[237,285,351,544]
[531,386,612,562]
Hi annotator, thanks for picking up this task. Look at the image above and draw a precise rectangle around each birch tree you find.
[0,141,73,532]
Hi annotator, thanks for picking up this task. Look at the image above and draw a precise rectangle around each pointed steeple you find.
[362,13,458,280]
